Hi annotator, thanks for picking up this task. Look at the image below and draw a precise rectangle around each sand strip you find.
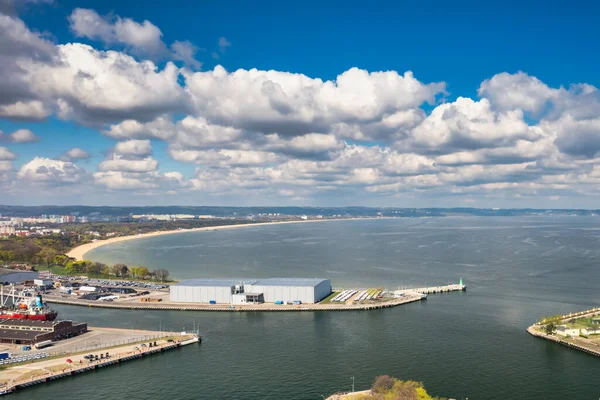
[66,218,382,261]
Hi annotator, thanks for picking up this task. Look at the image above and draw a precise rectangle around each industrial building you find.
[170,278,332,304]
[0,319,88,345]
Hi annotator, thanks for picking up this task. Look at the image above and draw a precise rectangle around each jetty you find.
[44,292,426,312]
[394,279,466,296]
[408,283,466,295]
[0,334,200,395]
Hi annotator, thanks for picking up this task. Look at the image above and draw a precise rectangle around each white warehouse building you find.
[170,278,332,304]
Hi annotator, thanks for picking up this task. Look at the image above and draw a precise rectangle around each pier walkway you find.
[0,334,199,395]
[395,283,466,295]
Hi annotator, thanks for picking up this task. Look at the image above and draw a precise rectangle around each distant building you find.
[581,326,600,335]
[170,278,332,304]
[555,325,580,337]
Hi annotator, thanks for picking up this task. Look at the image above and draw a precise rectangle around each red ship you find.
[0,286,58,321]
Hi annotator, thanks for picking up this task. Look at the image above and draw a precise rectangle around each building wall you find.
[170,280,332,304]
[170,285,234,303]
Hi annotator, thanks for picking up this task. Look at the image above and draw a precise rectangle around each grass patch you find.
[320,291,341,304]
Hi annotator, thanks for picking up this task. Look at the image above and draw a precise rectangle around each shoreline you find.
[66,217,386,261]
[526,307,600,358]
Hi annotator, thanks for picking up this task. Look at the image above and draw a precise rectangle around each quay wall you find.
[45,294,425,312]
[1,336,199,395]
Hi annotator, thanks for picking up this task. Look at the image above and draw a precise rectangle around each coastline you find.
[66,217,385,261]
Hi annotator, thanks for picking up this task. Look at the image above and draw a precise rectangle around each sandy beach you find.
[66,218,376,261]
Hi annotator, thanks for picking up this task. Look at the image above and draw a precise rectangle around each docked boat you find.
[0,286,58,321]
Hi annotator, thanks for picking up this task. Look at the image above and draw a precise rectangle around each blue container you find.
[209,300,217,304]
[274,301,283,305]
[0,352,9,360]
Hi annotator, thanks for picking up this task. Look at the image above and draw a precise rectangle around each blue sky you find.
[1,0,600,206]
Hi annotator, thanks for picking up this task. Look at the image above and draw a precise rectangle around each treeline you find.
[52,257,170,281]
[0,236,77,265]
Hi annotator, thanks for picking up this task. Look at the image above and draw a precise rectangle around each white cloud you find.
[0,100,49,120]
[114,140,152,156]
[0,147,16,160]
[99,156,158,173]
[63,148,90,160]
[93,170,186,190]
[410,97,540,151]
[17,157,84,183]
[68,8,201,68]
[23,43,186,124]
[7,128,39,143]
[183,66,445,136]
[0,160,12,172]
[478,71,558,114]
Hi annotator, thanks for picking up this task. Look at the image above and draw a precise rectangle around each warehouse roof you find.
[175,277,330,287]
[0,319,61,328]
[173,278,259,287]
[0,329,42,340]
[253,278,330,287]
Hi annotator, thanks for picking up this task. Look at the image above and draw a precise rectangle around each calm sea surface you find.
[13,217,600,399]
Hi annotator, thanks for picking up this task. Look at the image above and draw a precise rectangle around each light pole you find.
[350,376,355,393]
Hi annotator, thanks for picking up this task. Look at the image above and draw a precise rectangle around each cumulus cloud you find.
[93,170,186,190]
[24,43,186,124]
[0,100,50,120]
[0,147,16,160]
[114,139,152,156]
[0,14,57,119]
[68,8,201,68]
[17,157,84,184]
[99,156,158,173]
[6,128,39,143]
[183,66,445,136]
[410,97,541,152]
[62,147,90,161]
[5,12,600,204]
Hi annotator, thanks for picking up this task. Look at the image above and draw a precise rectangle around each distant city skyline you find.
[1,0,600,207]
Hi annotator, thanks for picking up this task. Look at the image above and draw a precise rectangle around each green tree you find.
[545,322,556,335]
[137,266,149,279]
[36,248,59,266]
[130,266,139,278]
[53,254,70,267]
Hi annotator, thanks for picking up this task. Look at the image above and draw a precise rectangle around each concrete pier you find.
[0,334,199,395]
[45,292,426,312]
[396,283,466,295]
